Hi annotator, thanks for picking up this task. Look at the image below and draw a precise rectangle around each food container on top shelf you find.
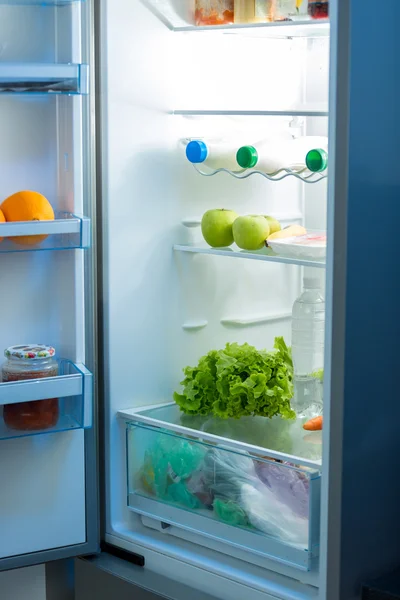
[267,232,327,261]
[2,344,59,431]
[195,0,234,25]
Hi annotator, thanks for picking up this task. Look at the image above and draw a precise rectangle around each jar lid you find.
[5,344,56,360]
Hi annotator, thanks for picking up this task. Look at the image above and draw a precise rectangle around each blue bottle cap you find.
[186,140,208,164]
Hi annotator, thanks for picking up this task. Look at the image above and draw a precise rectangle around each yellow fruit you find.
[267,224,307,243]
[1,191,55,246]
[0,209,5,244]
[264,215,281,236]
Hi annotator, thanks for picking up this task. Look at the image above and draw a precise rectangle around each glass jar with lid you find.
[195,0,234,26]
[2,344,59,431]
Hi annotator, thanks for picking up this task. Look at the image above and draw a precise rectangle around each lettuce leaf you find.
[173,337,295,420]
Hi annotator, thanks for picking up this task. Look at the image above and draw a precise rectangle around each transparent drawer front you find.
[127,422,321,570]
[0,360,92,440]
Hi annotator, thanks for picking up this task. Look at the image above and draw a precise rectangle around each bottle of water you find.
[291,277,325,414]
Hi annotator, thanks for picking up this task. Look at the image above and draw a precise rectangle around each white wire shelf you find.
[141,0,329,36]
[174,242,326,268]
[191,162,327,183]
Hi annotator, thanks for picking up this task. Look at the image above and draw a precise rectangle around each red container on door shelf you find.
[2,344,59,431]
[308,0,328,19]
[195,0,234,25]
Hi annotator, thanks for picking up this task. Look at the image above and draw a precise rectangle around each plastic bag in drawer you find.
[202,447,309,547]
[254,460,309,518]
[140,435,212,508]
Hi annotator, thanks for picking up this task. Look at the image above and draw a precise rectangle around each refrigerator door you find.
[0,0,98,570]
[320,0,400,599]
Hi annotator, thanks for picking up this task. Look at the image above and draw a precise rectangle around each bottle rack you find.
[0,359,93,440]
[0,212,90,253]
[191,162,327,184]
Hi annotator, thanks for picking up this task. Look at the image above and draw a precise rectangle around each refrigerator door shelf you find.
[118,403,322,470]
[0,0,83,4]
[0,359,93,440]
[126,421,321,571]
[190,162,328,184]
[141,0,329,36]
[173,243,326,269]
[0,212,90,253]
[0,64,89,95]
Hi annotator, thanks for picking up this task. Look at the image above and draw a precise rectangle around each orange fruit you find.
[0,209,5,244]
[1,191,55,246]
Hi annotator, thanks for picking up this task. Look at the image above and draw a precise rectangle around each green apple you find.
[233,215,270,251]
[264,215,281,236]
[201,209,238,248]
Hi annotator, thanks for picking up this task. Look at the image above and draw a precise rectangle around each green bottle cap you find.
[236,146,258,169]
[306,148,328,172]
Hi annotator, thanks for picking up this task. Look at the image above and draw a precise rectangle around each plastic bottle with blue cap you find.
[186,140,242,172]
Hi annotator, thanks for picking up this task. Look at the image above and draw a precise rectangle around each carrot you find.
[303,416,323,431]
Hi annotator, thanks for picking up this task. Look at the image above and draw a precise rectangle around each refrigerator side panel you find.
[321,1,400,598]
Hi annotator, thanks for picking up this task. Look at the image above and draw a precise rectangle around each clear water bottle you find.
[291,277,325,414]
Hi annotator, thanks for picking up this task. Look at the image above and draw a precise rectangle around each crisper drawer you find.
[126,422,321,571]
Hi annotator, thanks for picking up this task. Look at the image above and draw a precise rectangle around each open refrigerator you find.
[1,1,400,600]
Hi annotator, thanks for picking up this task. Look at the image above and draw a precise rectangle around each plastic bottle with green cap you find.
[306,148,328,173]
[236,136,328,174]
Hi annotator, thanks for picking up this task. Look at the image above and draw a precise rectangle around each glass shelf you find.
[142,0,329,36]
[126,418,321,570]
[119,402,322,469]
[175,107,329,117]
[191,162,327,183]
[174,243,326,269]
[0,360,93,440]
[0,63,89,95]
[0,212,90,253]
